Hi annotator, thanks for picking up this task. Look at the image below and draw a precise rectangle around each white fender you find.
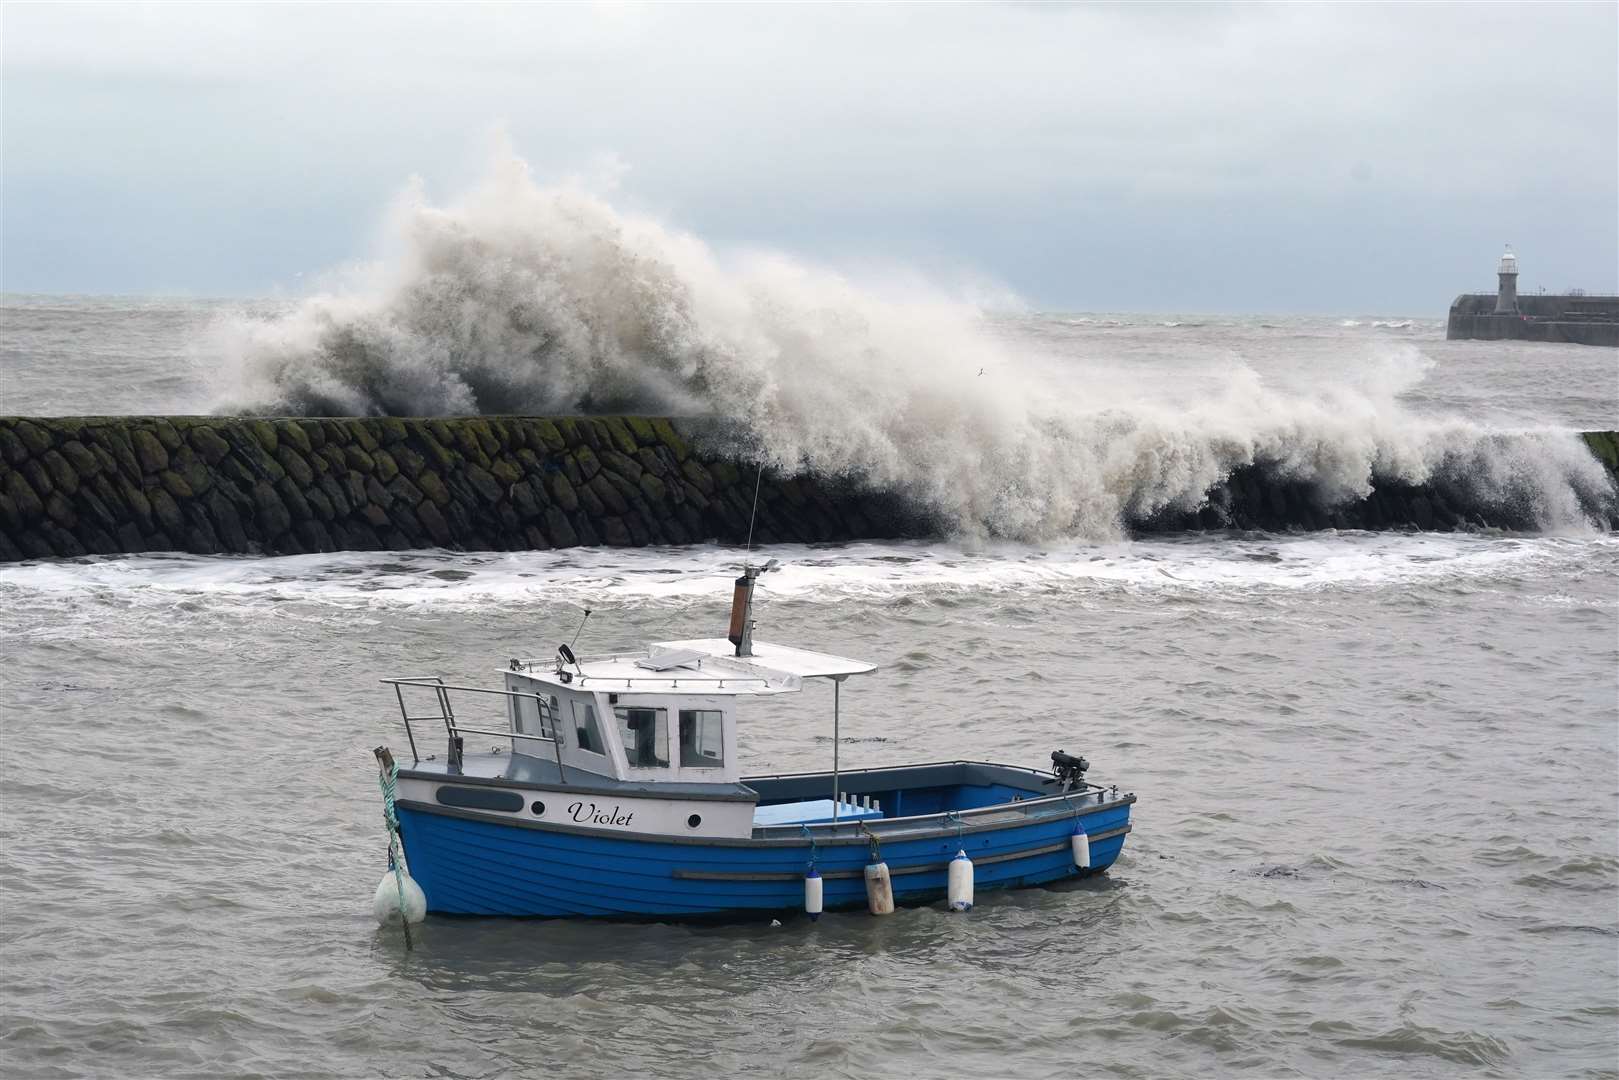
[947,849,974,912]
[864,861,894,915]
[804,868,823,921]
[1072,829,1091,869]
[373,869,427,925]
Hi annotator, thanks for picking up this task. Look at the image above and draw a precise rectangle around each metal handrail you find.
[504,655,777,690]
[380,676,569,780]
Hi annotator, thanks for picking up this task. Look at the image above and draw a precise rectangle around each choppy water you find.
[1,535,1616,1079]
[2,296,1618,1078]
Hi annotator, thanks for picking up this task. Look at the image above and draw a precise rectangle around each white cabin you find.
[501,638,874,787]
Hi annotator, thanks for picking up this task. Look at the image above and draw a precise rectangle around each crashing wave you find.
[208,149,1615,540]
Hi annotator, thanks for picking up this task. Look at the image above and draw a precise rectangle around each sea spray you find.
[209,150,1614,540]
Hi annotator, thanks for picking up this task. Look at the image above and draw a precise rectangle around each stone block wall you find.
[0,417,1613,561]
[0,416,933,561]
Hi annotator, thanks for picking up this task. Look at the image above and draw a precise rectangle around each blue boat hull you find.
[395,798,1133,918]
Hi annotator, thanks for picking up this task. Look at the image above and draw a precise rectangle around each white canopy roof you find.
[652,639,877,680]
[507,639,875,697]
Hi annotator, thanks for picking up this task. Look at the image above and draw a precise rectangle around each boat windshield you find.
[679,709,725,767]
[615,706,669,768]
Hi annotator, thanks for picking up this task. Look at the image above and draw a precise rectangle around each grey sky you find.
[3,1,1615,313]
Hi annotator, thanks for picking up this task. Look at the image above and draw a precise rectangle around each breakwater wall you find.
[1,417,1615,561]
[1447,294,1619,347]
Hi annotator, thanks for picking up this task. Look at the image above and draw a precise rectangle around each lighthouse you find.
[1493,245,1519,315]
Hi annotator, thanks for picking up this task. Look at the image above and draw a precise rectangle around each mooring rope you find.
[800,823,818,872]
[377,757,414,951]
[858,821,883,862]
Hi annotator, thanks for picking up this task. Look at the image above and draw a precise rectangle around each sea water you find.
[1,231,1617,1080]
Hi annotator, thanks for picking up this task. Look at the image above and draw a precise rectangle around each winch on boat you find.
[368,560,1135,922]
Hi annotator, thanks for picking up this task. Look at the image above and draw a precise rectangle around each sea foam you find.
[208,149,1614,541]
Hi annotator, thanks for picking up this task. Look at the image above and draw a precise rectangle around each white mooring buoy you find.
[947,849,975,912]
[373,870,427,926]
[1072,828,1091,870]
[864,861,894,915]
[804,867,823,921]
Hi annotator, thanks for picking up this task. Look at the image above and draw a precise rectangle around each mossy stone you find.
[417,471,451,507]
[153,419,184,452]
[387,474,425,508]
[651,418,689,461]
[345,420,379,452]
[320,420,353,448]
[624,416,657,446]
[372,448,400,483]
[371,417,405,445]
[589,473,628,515]
[544,506,578,547]
[365,475,395,511]
[13,420,52,456]
[637,472,668,504]
[471,419,501,456]
[131,429,169,473]
[417,500,454,546]
[317,473,352,517]
[150,487,185,533]
[392,444,426,479]
[304,486,335,522]
[88,427,141,479]
[417,430,457,471]
[465,464,504,504]
[574,446,602,482]
[298,419,326,451]
[510,480,540,520]
[556,419,582,448]
[1582,431,1618,471]
[680,459,717,495]
[277,477,313,522]
[0,426,29,465]
[549,473,580,513]
[344,446,376,474]
[4,471,43,521]
[635,448,667,478]
[158,469,195,500]
[251,481,291,536]
[41,450,80,495]
[490,458,523,487]
[599,448,642,482]
[279,421,312,456]
[679,480,710,511]
[277,446,315,486]
[21,459,54,499]
[530,420,567,453]
[188,426,231,465]
[601,417,639,456]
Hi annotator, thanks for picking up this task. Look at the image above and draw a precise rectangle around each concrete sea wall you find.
[0,417,1615,561]
[1447,294,1619,347]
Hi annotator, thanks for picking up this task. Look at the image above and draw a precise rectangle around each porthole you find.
[686,814,702,829]
[531,801,546,816]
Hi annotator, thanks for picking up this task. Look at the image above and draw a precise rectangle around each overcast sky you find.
[3,2,1615,313]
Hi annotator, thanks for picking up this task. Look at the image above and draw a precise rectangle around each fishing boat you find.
[371,562,1136,920]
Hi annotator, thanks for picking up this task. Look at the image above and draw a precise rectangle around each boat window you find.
[678,710,725,768]
[615,706,669,768]
[572,701,605,755]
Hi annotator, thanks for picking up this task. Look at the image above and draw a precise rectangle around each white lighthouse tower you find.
[1493,245,1520,315]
